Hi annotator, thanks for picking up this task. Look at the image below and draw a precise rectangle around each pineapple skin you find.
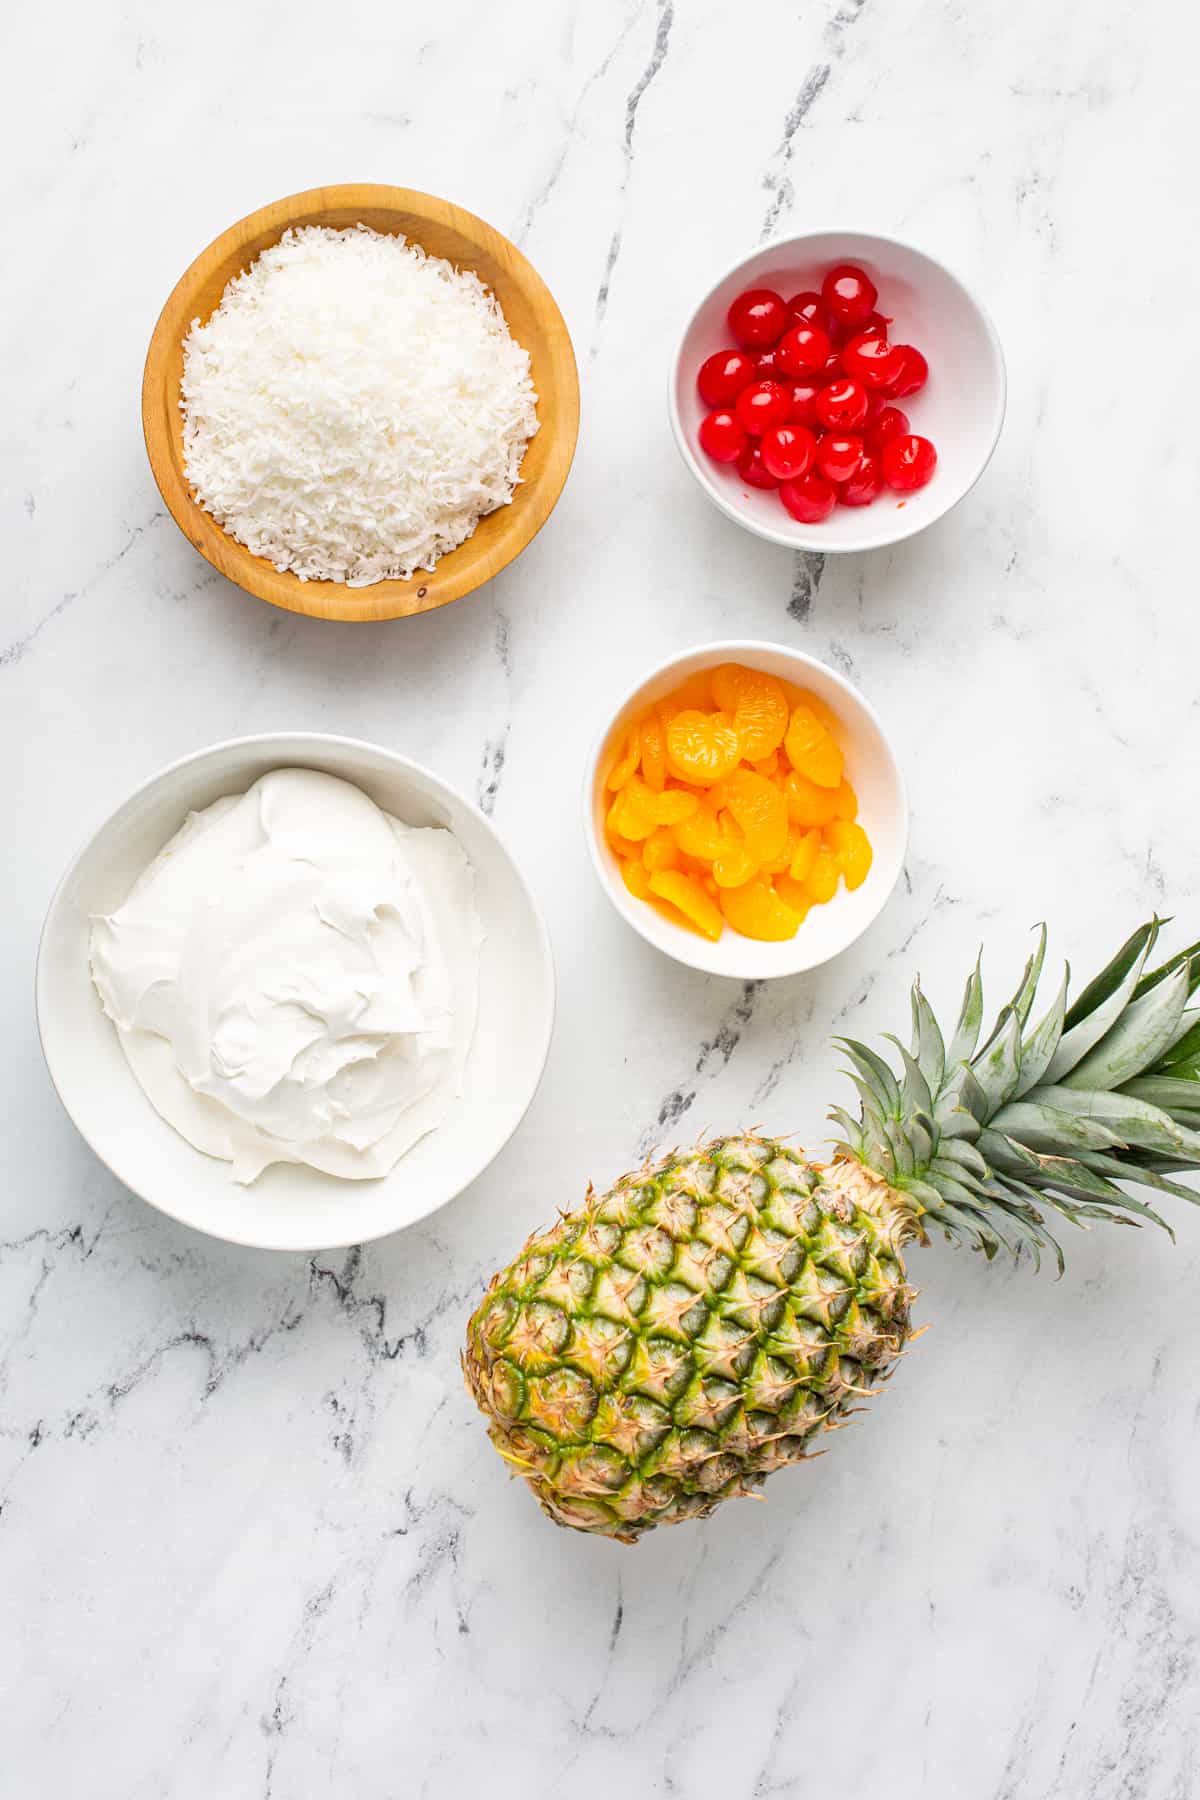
[464,1137,918,1541]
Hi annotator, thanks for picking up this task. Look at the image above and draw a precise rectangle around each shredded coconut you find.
[180,225,539,585]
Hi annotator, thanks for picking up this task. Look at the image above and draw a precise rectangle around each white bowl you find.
[584,641,907,980]
[669,229,1006,553]
[36,735,555,1252]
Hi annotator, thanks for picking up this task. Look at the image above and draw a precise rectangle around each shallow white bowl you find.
[37,735,555,1252]
[585,641,908,980]
[669,229,1006,554]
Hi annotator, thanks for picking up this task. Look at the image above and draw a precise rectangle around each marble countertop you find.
[5,1,1199,1794]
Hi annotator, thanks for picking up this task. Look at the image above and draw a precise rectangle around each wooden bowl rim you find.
[142,183,580,623]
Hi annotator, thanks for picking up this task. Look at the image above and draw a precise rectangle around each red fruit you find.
[735,380,793,436]
[754,348,781,376]
[736,442,780,489]
[841,331,905,390]
[788,382,822,428]
[727,288,789,349]
[697,349,757,408]
[760,424,817,482]
[776,323,832,376]
[857,311,892,340]
[887,345,929,398]
[821,263,878,328]
[815,378,869,432]
[786,290,833,334]
[815,433,865,485]
[814,348,844,386]
[865,405,910,453]
[840,451,884,506]
[779,471,836,523]
[698,409,747,463]
[882,434,938,490]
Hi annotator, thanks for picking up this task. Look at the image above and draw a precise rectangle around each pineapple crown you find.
[830,919,1200,1270]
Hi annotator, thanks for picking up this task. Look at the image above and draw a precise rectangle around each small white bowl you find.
[37,735,555,1252]
[584,640,907,980]
[669,229,1006,553]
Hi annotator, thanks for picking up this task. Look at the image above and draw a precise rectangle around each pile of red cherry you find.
[695,262,937,523]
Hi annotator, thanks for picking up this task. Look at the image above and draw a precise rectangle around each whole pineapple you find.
[465,921,1200,1540]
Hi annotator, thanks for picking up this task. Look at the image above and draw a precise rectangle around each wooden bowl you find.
[142,185,580,623]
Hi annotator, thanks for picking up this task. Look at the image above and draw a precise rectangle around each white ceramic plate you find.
[37,735,555,1251]
[585,640,908,979]
[669,228,1006,553]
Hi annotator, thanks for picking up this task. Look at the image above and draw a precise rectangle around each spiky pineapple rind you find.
[465,1137,916,1542]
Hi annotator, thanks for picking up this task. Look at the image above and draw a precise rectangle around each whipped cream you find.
[89,769,483,1184]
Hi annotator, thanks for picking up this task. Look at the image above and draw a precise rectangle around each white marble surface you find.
[4,1,1200,1794]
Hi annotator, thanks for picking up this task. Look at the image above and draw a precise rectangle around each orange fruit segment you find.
[720,768,789,865]
[806,845,840,905]
[789,827,822,882]
[639,711,667,791]
[601,662,871,946]
[607,725,641,791]
[624,776,699,827]
[674,804,733,861]
[666,710,742,786]
[642,825,680,873]
[783,685,841,734]
[720,879,802,941]
[712,840,760,889]
[648,871,723,941]
[711,664,789,761]
[826,819,873,889]
[832,779,858,821]
[619,857,654,901]
[774,875,812,920]
[657,671,715,717]
[607,790,655,841]
[782,769,840,828]
[784,703,844,789]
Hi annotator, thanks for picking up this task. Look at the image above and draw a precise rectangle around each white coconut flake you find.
[180,224,539,586]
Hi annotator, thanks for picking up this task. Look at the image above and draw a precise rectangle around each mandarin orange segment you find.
[639,711,667,791]
[619,857,654,901]
[624,775,699,827]
[805,845,840,905]
[720,768,789,865]
[608,830,642,860]
[719,878,802,941]
[832,778,858,821]
[606,725,642,791]
[711,664,789,761]
[774,875,812,920]
[784,703,844,788]
[642,825,680,873]
[607,790,655,841]
[665,710,742,786]
[673,803,732,862]
[673,671,718,712]
[826,819,873,889]
[648,871,723,942]
[712,841,760,889]
[762,824,800,876]
[782,769,840,828]
[783,685,841,734]
[789,827,822,882]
